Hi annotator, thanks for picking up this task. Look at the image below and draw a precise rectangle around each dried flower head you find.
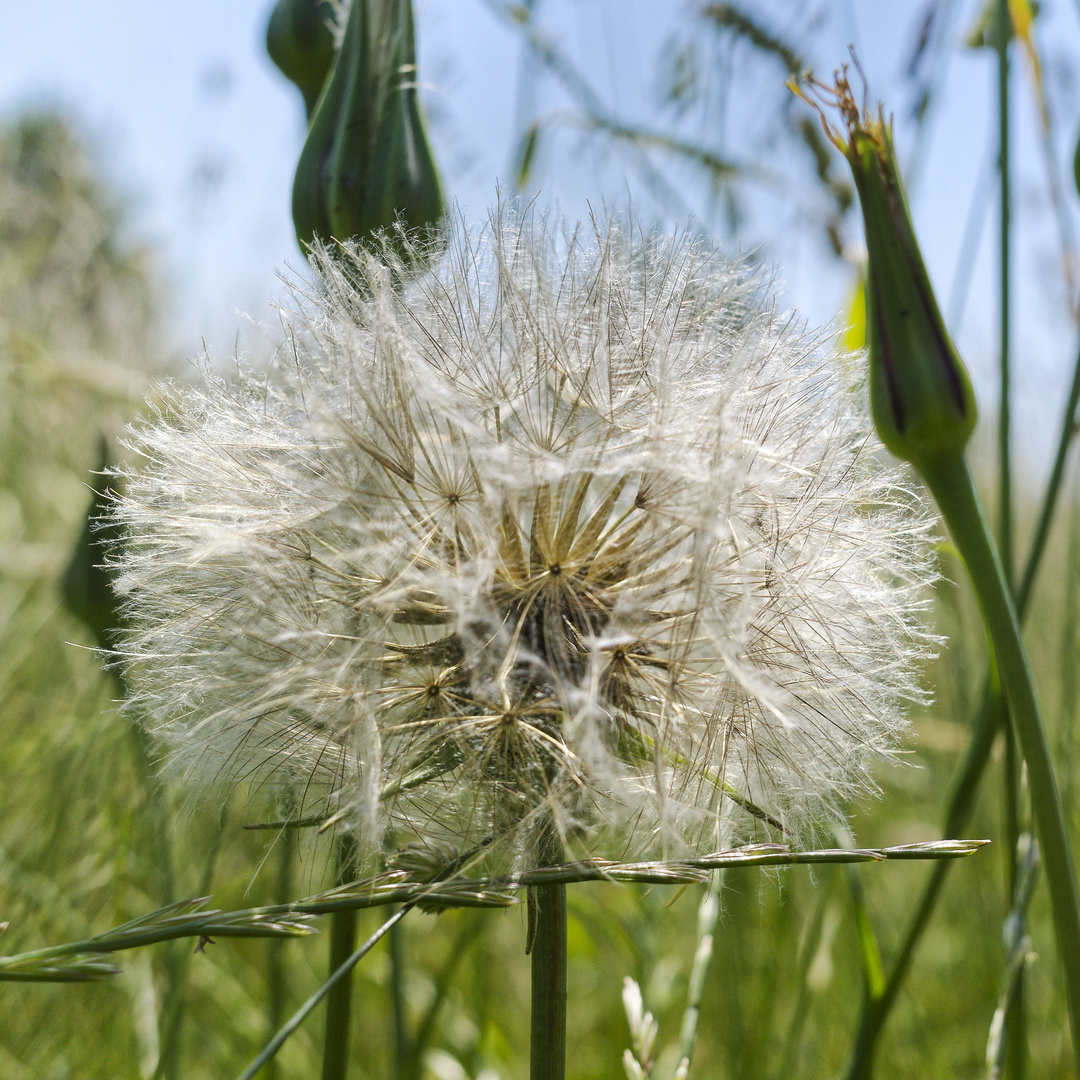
[113,207,932,870]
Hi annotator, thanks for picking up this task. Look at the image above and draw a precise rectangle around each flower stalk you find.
[843,270,1080,1080]
[321,837,360,1080]
[794,68,1080,1073]
[917,454,1080,1062]
[529,881,567,1080]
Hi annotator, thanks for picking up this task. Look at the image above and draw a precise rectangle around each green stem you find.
[845,328,1080,1078]
[127,720,183,1079]
[321,837,359,1080]
[1017,337,1080,608]
[238,906,411,1080]
[997,0,1013,588]
[995,5,1026,1070]
[405,914,481,1080]
[921,452,1080,1069]
[237,845,484,1080]
[529,882,567,1080]
[1002,726,1026,1080]
[151,810,228,1080]
[388,915,409,1074]
[266,829,294,1080]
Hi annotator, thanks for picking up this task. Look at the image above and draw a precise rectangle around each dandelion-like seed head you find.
[114,207,933,870]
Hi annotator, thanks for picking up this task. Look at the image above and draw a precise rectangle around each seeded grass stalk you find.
[675,867,724,1077]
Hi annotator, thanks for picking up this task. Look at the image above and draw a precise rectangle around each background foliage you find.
[3,2,1080,1077]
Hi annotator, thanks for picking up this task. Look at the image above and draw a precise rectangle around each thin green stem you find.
[321,837,360,1080]
[236,844,488,1080]
[128,720,183,1080]
[921,453,1080,1071]
[151,809,228,1080]
[406,915,482,1080]
[778,875,833,1077]
[237,906,410,1080]
[529,882,566,1080]
[997,0,1013,588]
[266,829,294,1080]
[1017,339,1080,608]
[845,326,1080,1077]
[995,5,1026,1070]
[529,828,567,1080]
[1002,724,1026,1080]
[388,916,409,1076]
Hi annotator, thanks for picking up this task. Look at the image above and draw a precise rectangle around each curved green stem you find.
[845,329,1080,1077]
[921,452,1080,1070]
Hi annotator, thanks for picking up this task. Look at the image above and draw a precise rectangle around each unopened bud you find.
[266,0,337,119]
[794,70,977,469]
[291,0,445,252]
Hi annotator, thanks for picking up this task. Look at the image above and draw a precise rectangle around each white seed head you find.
[113,206,934,869]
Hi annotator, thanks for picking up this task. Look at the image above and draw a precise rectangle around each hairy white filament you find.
[113,206,934,869]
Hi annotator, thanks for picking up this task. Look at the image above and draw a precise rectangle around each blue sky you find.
[5,1,1080,472]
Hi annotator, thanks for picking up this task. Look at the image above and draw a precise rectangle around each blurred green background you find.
[4,2,1080,1077]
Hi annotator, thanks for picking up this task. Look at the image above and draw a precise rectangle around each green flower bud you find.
[291,0,445,253]
[265,0,337,120]
[61,437,127,657]
[793,72,977,470]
